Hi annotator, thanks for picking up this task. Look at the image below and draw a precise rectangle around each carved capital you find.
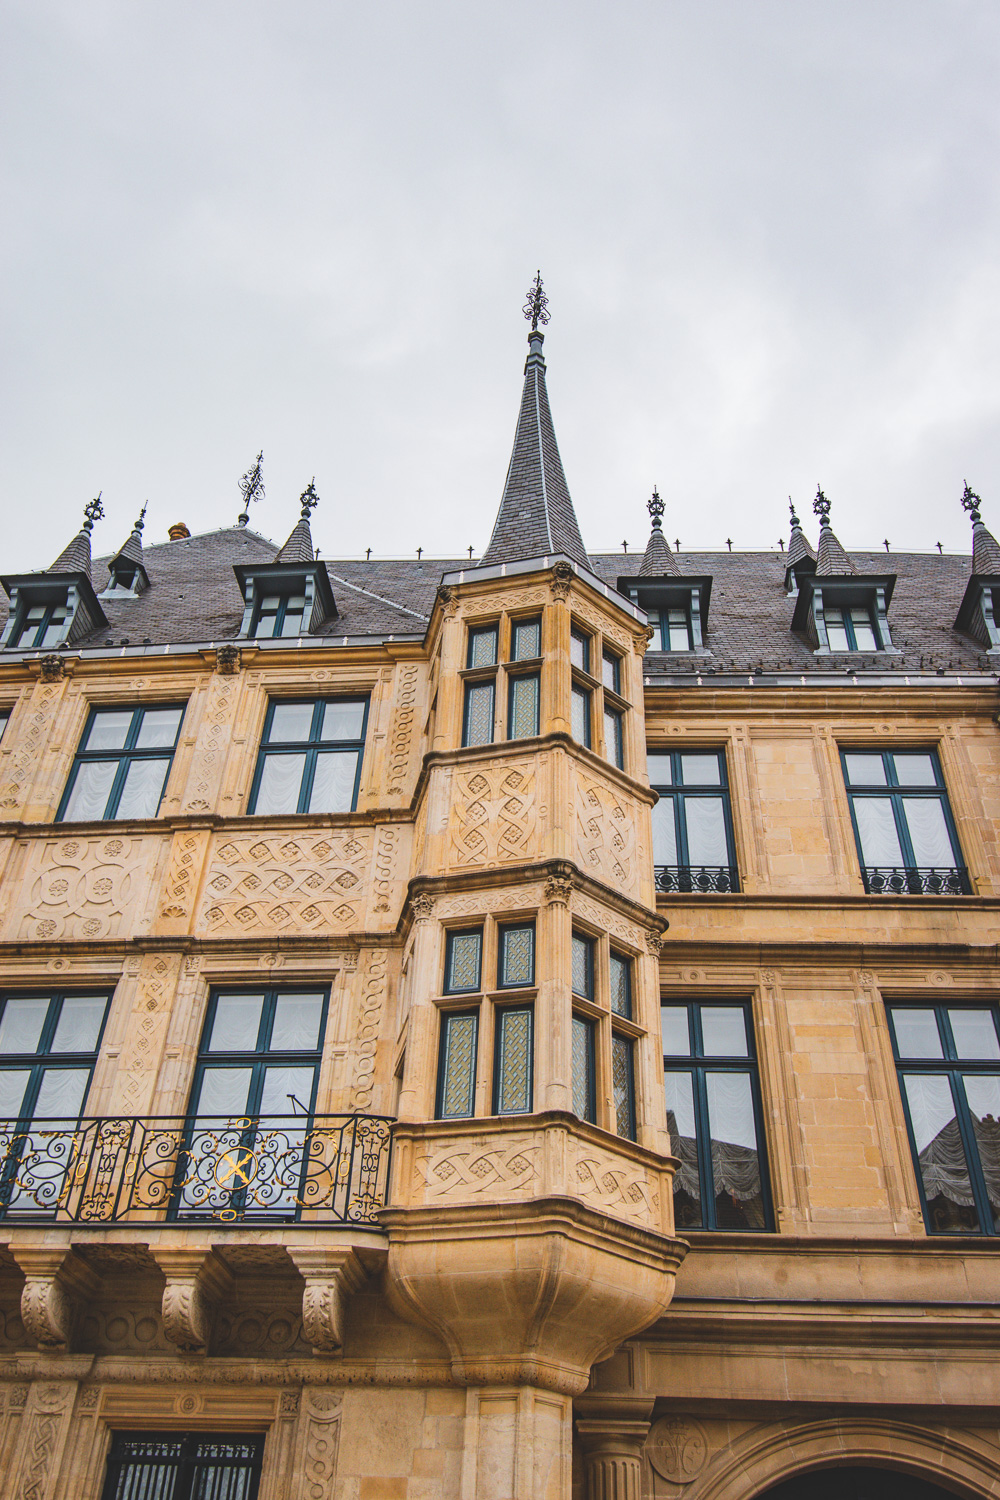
[38,654,66,682]
[151,1249,233,1353]
[287,1248,367,1353]
[410,892,435,922]
[634,625,656,657]
[551,561,574,600]
[575,1396,655,1500]
[12,1247,99,1349]
[646,930,665,957]
[544,862,574,907]
[216,643,241,675]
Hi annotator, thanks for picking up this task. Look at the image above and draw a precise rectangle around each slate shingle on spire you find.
[955,483,1000,649]
[50,496,104,581]
[784,498,816,592]
[480,282,589,570]
[104,504,149,594]
[812,487,855,576]
[275,481,319,565]
[639,488,680,576]
[961,483,1000,574]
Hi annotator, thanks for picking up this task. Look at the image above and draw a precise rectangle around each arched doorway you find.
[758,1467,961,1500]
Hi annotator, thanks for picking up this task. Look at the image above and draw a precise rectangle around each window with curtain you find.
[661,1001,772,1230]
[58,704,185,822]
[100,1434,264,1500]
[10,596,72,650]
[887,1003,1000,1235]
[841,749,968,894]
[249,697,368,815]
[648,749,738,893]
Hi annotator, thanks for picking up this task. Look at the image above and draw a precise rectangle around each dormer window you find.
[233,564,336,642]
[618,576,712,655]
[255,590,307,639]
[11,597,72,650]
[791,575,897,655]
[824,603,879,652]
[650,605,693,652]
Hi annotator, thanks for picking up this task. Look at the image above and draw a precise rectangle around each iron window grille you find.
[887,1003,1000,1235]
[248,697,368,815]
[841,749,969,895]
[649,749,739,894]
[100,1433,265,1500]
[661,1001,773,1231]
[58,705,185,822]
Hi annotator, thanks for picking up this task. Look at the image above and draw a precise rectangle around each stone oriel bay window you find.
[461,613,543,748]
[435,920,536,1120]
[568,619,630,768]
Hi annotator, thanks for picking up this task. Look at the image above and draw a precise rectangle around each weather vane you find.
[299,479,320,518]
[83,494,104,531]
[961,481,983,522]
[813,486,831,524]
[237,451,265,526]
[522,271,550,332]
[647,486,665,530]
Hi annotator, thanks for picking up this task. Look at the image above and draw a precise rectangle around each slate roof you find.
[1,523,995,676]
[275,516,316,565]
[50,524,95,579]
[639,525,679,577]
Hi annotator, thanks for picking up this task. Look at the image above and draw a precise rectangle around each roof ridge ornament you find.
[522,271,550,333]
[961,481,983,524]
[237,451,265,527]
[299,478,320,519]
[812,486,831,526]
[789,496,802,530]
[648,486,665,531]
[83,494,104,531]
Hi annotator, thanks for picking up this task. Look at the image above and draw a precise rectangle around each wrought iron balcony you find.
[0,1113,393,1226]
[862,865,972,896]
[655,864,739,894]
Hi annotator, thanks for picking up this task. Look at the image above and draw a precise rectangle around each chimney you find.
[168,523,191,541]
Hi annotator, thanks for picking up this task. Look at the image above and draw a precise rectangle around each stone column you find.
[537,865,574,1112]
[396,894,443,1121]
[575,1397,654,1500]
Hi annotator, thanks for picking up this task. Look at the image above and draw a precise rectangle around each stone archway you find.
[757,1465,960,1500]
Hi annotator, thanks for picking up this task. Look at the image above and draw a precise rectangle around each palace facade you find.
[0,296,998,1500]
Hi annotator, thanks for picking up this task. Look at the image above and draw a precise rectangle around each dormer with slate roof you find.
[234,482,337,639]
[1,497,109,650]
[618,489,712,653]
[100,505,150,598]
[791,488,898,653]
[784,498,816,594]
[953,484,1000,652]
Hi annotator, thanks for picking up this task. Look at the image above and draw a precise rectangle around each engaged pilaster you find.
[575,1397,654,1500]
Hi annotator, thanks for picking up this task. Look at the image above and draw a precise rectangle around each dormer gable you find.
[790,489,897,653]
[1,497,108,650]
[233,483,337,639]
[100,505,150,598]
[619,488,711,652]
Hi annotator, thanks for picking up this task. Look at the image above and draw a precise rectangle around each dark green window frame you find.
[648,748,738,893]
[462,679,495,748]
[467,624,499,668]
[571,1014,597,1123]
[511,617,542,662]
[572,933,595,1000]
[190,986,328,1122]
[436,1009,479,1120]
[11,598,71,650]
[493,1005,534,1115]
[57,704,186,822]
[497,923,536,989]
[507,673,540,740]
[841,748,968,895]
[0,991,110,1125]
[248,697,368,815]
[444,929,483,995]
[251,589,307,639]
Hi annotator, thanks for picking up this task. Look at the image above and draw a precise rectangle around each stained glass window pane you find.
[609,953,631,1018]
[468,626,498,668]
[509,675,539,739]
[571,1015,595,1122]
[571,935,592,998]
[496,1008,532,1114]
[612,1033,635,1139]
[570,631,589,672]
[446,931,482,994]
[439,1013,478,1119]
[464,682,494,747]
[512,620,540,661]
[499,926,534,988]
[571,686,590,745]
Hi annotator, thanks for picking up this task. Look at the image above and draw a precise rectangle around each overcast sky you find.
[2,1,999,572]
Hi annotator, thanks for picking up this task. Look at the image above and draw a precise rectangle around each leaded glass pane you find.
[496,1008,532,1114]
[604,708,623,767]
[499,926,534,988]
[512,619,540,661]
[464,682,494,747]
[571,1015,594,1122]
[571,686,590,745]
[509,675,539,739]
[612,1033,635,1139]
[570,631,589,672]
[609,953,631,1018]
[439,1013,477,1118]
[602,653,620,692]
[571,935,592,998]
[446,931,482,993]
[468,626,498,668]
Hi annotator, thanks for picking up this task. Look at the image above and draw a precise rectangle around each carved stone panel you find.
[449,760,539,868]
[9,833,163,943]
[575,775,640,899]
[199,829,373,936]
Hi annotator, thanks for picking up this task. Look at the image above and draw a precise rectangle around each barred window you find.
[58,705,185,822]
[100,1433,264,1500]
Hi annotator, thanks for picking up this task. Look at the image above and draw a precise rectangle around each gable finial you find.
[299,478,320,519]
[83,493,104,531]
[522,271,550,333]
[237,451,265,526]
[789,496,801,529]
[813,485,831,525]
[961,480,983,524]
[647,486,665,531]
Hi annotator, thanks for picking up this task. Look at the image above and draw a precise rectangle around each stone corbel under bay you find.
[286,1247,368,1353]
[151,1247,234,1353]
[11,1246,100,1349]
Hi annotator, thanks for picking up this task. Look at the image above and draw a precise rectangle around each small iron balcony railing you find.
[862,865,971,896]
[0,1113,393,1226]
[655,865,739,894]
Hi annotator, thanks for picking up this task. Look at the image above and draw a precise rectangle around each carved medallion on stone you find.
[647,1416,708,1483]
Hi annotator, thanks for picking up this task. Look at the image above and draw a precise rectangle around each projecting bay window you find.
[570,932,639,1141]
[662,1001,772,1231]
[461,617,543,747]
[436,922,536,1120]
[888,1003,1000,1235]
[100,1434,265,1500]
[842,749,969,895]
[249,697,368,815]
[649,749,738,893]
[58,704,185,822]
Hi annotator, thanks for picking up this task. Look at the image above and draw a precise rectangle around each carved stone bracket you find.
[12,1247,99,1350]
[151,1248,234,1353]
[215,643,241,675]
[551,561,574,600]
[286,1248,367,1353]
[634,625,656,657]
[37,654,67,682]
[575,1395,655,1500]
[410,892,435,922]
[435,585,459,618]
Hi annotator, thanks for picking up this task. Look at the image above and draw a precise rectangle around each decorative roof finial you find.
[237,451,265,526]
[961,481,983,524]
[299,478,320,519]
[522,271,550,333]
[133,502,147,534]
[83,494,104,531]
[647,486,665,531]
[813,485,831,525]
[789,496,802,529]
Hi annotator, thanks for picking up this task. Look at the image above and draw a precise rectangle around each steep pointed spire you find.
[480,275,590,570]
[51,495,104,579]
[276,481,319,564]
[106,503,149,592]
[961,482,1000,574]
[639,488,680,575]
[113,503,147,569]
[812,487,854,576]
[785,498,815,571]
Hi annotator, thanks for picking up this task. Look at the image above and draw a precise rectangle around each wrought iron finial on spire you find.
[237,451,265,526]
[789,496,801,529]
[522,271,550,332]
[299,478,319,519]
[961,481,983,524]
[133,502,147,534]
[83,494,104,531]
[647,486,665,531]
[813,486,831,525]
